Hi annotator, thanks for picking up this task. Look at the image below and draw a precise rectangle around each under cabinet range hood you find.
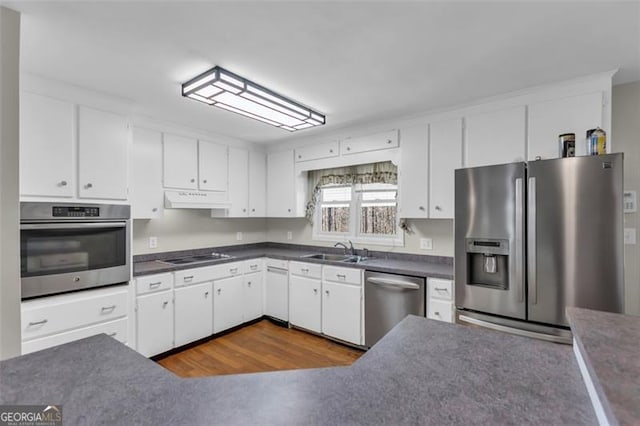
[164,190,231,209]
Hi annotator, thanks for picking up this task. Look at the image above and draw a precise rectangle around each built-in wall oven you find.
[20,202,131,299]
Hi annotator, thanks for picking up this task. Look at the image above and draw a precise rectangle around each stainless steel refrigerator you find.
[455,153,623,343]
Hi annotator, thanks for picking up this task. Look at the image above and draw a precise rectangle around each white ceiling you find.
[4,1,640,143]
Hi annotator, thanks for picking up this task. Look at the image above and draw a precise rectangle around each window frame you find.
[312,183,404,247]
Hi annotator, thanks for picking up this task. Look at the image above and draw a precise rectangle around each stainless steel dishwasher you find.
[364,271,425,347]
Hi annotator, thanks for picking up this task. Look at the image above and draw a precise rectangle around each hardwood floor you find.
[157,319,364,378]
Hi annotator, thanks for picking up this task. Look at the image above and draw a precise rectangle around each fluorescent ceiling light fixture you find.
[182,66,326,132]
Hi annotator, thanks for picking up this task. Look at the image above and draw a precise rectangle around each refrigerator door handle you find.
[528,176,537,305]
[515,178,524,303]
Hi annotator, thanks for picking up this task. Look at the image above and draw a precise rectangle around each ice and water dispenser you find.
[465,239,510,290]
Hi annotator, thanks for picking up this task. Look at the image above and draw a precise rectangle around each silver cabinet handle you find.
[329,149,334,153]
[367,277,419,290]
[434,287,448,292]
[152,207,158,212]
[418,206,425,211]
[203,179,208,183]
[527,177,537,305]
[247,281,252,287]
[435,206,442,211]
[162,301,169,308]
[217,288,222,295]
[336,274,346,280]
[242,208,246,212]
[313,288,318,294]
[190,178,195,183]
[230,268,238,274]
[250,264,258,270]
[298,154,302,159]
[184,275,194,283]
[346,146,351,151]
[515,177,524,303]
[204,291,209,298]
[387,139,392,144]
[28,319,48,326]
[85,183,93,189]
[59,180,68,187]
[101,305,116,313]
[251,208,255,212]
[434,311,441,316]
[149,281,162,288]
[325,290,330,295]
[301,268,309,273]
[287,208,291,212]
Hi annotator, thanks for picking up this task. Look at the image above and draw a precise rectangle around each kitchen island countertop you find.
[0,315,596,425]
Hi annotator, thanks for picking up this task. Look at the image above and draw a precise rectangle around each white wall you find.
[132,210,267,255]
[612,81,640,315]
[0,6,21,359]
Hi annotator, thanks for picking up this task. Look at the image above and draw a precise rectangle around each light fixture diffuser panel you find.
[182,66,325,132]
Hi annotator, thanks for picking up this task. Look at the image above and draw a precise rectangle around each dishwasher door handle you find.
[366,277,420,290]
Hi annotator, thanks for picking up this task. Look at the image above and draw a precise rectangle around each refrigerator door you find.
[527,153,624,327]
[455,162,526,320]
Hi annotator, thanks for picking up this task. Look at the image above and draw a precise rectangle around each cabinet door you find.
[322,282,362,345]
[78,106,129,200]
[213,275,244,333]
[174,282,213,347]
[289,275,321,333]
[398,124,428,218]
[429,118,463,218]
[163,133,198,189]
[131,127,164,219]
[527,92,603,160]
[228,147,249,216]
[249,150,267,217]
[20,92,75,198]
[267,150,296,217]
[341,130,399,155]
[198,140,228,192]
[265,268,289,321]
[243,271,264,322]
[465,106,526,168]
[136,291,174,357]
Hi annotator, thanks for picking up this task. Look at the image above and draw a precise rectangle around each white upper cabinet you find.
[429,118,463,218]
[527,92,603,160]
[341,129,399,155]
[249,150,267,217]
[465,106,526,168]
[77,106,129,200]
[198,140,228,192]
[227,147,250,216]
[163,133,198,190]
[131,127,164,219]
[398,124,429,219]
[267,150,302,217]
[295,141,339,162]
[20,92,75,198]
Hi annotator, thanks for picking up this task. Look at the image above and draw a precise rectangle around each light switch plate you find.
[287,231,293,240]
[624,228,636,245]
[149,237,158,249]
[236,232,243,241]
[624,190,637,213]
[420,238,433,250]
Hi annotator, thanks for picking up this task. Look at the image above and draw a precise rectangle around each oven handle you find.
[21,222,127,230]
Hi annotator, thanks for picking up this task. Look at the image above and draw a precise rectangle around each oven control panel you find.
[52,206,100,217]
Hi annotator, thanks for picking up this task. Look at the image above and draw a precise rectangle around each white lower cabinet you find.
[289,274,322,333]
[243,271,264,322]
[213,275,244,333]
[427,278,454,324]
[136,290,174,357]
[321,266,363,345]
[174,282,213,347]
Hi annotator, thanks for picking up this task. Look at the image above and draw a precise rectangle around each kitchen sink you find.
[303,253,367,263]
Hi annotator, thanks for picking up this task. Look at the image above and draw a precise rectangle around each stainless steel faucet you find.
[334,240,355,255]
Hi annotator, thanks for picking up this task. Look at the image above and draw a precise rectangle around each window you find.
[314,183,401,245]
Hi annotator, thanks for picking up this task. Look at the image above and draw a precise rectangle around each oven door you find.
[20,221,130,299]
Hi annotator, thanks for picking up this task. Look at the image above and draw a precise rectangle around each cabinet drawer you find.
[22,287,128,340]
[341,129,399,155]
[22,318,128,355]
[136,273,173,295]
[428,278,453,301]
[173,262,242,286]
[266,258,288,270]
[323,266,362,285]
[295,141,339,162]
[243,258,264,274]
[427,299,454,323]
[289,261,322,279]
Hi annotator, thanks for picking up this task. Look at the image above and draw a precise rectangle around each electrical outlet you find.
[624,228,636,245]
[236,232,243,241]
[149,237,158,249]
[420,238,433,250]
[287,231,293,240]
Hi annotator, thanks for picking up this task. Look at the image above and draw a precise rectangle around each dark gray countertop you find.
[0,315,596,425]
[133,243,454,280]
[567,307,640,426]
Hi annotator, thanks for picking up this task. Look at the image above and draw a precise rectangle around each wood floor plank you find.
[157,319,364,378]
